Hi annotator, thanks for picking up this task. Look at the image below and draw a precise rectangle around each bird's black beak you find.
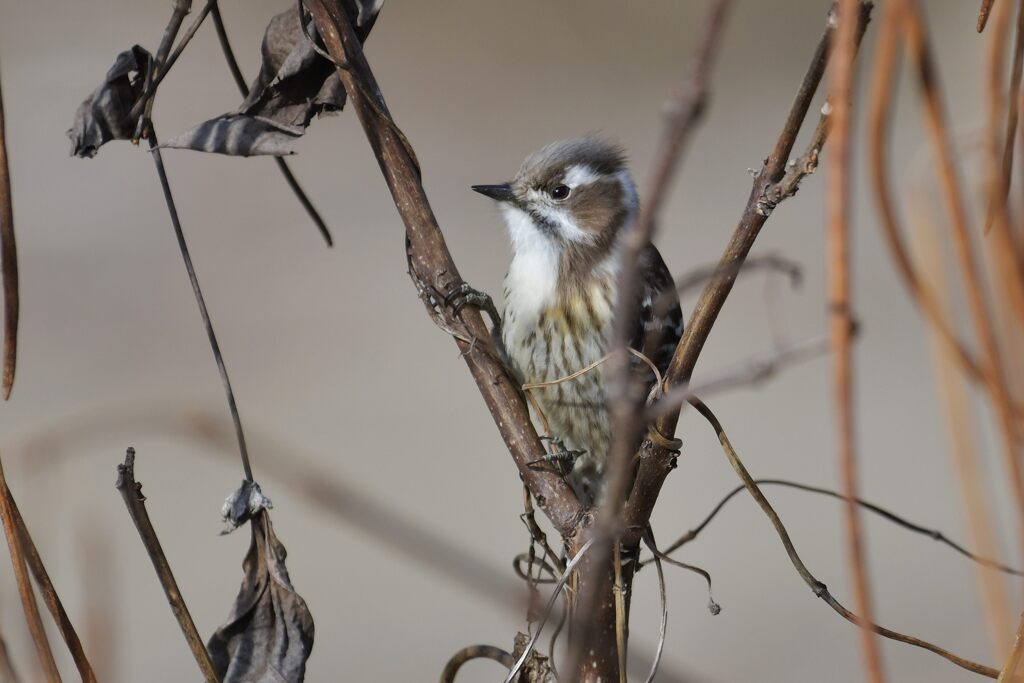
[471,183,514,202]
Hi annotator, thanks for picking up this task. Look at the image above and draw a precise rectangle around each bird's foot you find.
[443,282,501,332]
[528,438,587,474]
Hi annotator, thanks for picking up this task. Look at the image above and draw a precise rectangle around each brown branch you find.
[690,397,1000,679]
[115,448,220,683]
[0,457,59,682]
[0,66,18,400]
[827,0,886,679]
[624,1,874,542]
[898,0,1024,553]
[8,493,96,682]
[302,0,582,537]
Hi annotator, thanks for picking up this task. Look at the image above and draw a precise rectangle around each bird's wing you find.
[630,243,683,387]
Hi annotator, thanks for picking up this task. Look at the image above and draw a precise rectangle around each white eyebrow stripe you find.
[564,164,601,188]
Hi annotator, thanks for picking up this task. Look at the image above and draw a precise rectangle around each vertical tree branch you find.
[0,66,18,400]
[115,448,220,683]
[827,0,886,679]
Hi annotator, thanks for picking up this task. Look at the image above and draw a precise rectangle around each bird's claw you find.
[443,282,501,332]
[527,445,587,474]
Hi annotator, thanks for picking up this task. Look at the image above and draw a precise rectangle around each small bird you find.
[473,136,682,503]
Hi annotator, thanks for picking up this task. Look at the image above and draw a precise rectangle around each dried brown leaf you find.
[164,1,381,156]
[208,511,313,683]
[67,46,151,158]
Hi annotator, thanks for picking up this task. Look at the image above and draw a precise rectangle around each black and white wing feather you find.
[630,244,683,391]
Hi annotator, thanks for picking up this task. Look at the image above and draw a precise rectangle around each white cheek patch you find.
[564,164,601,188]
[523,187,596,246]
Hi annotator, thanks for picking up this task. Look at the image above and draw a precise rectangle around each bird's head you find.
[473,136,637,262]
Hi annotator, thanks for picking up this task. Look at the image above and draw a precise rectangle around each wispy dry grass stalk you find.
[827,0,886,679]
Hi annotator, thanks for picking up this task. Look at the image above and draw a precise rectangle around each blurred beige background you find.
[0,1,1018,681]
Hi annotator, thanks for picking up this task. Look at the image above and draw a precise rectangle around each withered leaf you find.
[67,46,151,158]
[163,0,383,157]
[208,512,314,683]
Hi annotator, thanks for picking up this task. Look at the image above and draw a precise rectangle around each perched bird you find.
[472,136,682,503]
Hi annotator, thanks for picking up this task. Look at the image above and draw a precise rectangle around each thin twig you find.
[651,478,1024,577]
[141,0,217,102]
[646,335,829,422]
[828,0,886,678]
[613,542,627,683]
[209,4,334,246]
[641,527,720,616]
[689,397,999,678]
[439,645,514,683]
[522,348,660,392]
[674,253,802,299]
[134,0,192,138]
[8,493,97,682]
[0,457,59,682]
[0,66,18,400]
[640,532,668,683]
[115,448,219,683]
[147,133,253,481]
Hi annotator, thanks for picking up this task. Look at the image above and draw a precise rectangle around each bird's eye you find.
[551,185,571,200]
